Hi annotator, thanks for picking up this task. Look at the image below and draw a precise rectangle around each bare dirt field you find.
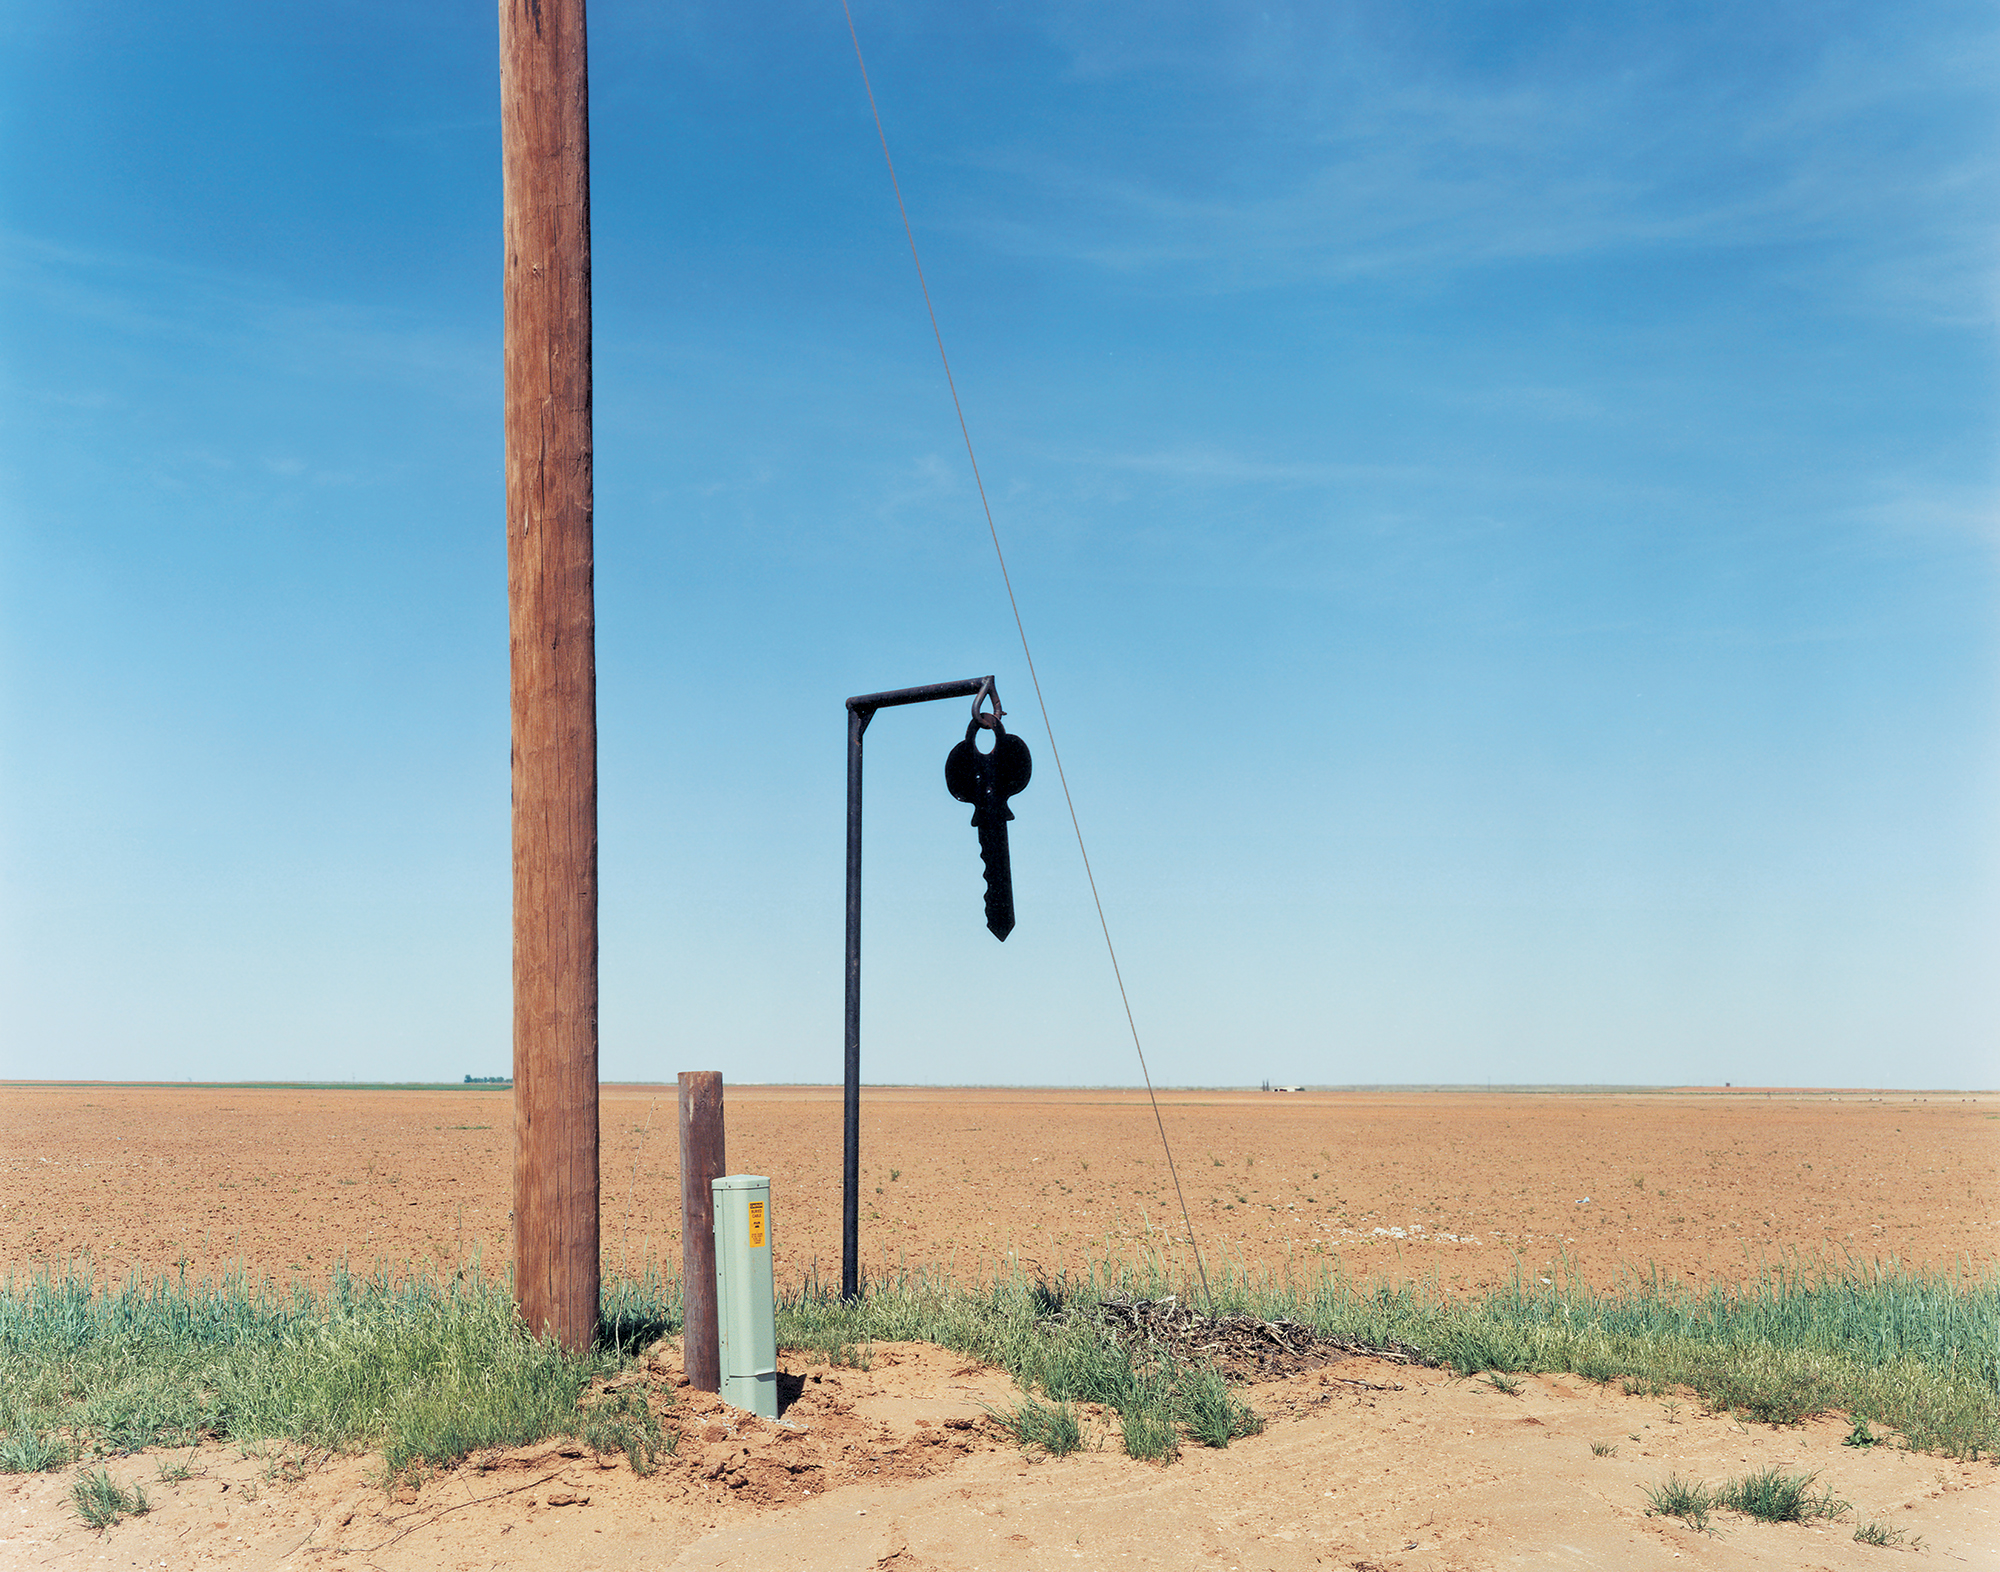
[3,1083,1995,1571]
[3,1084,1994,1291]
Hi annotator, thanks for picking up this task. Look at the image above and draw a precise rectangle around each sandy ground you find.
[3,1084,1995,1292]
[3,1084,1994,1570]
[2,1337,1993,1571]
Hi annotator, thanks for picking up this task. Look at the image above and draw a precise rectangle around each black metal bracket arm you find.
[846,675,998,731]
[842,675,999,1301]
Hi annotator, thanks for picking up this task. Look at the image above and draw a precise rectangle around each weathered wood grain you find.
[502,0,598,1353]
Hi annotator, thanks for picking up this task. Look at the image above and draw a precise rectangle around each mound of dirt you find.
[1094,1295,1431,1380]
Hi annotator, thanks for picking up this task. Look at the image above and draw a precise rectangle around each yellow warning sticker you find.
[748,1201,766,1248]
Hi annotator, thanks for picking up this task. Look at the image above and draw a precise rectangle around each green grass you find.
[776,1253,1996,1462]
[578,1388,672,1476]
[986,1394,1083,1455]
[1177,1363,1264,1449]
[0,1421,62,1473]
[1854,1519,1916,1548]
[70,1467,148,1529]
[0,1261,681,1484]
[778,1266,1256,1461]
[945,1253,1997,1457]
[1715,1466,1848,1524]
[1645,1466,1849,1535]
[1643,1472,1714,1532]
[2,1250,1993,1493]
[1115,1392,1178,1462]
[1212,1255,1998,1457]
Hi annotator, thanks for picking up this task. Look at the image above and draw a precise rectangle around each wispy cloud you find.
[0,231,492,398]
[941,4,1998,317]
[1846,478,2000,548]
[1058,444,1419,488]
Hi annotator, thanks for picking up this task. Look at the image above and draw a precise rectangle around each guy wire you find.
[839,0,1214,1312]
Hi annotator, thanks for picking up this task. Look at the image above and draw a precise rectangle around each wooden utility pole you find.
[502,0,598,1352]
[677,1072,726,1391]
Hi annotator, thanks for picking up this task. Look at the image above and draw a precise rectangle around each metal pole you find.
[677,1071,725,1390]
[842,704,868,1300]
[503,0,598,1353]
[840,676,994,1301]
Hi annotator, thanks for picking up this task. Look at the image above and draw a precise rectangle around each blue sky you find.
[2,1,1994,1088]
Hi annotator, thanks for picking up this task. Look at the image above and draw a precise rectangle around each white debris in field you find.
[1306,1223,1488,1246]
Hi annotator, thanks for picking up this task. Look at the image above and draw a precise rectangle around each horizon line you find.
[1,1080,1990,1096]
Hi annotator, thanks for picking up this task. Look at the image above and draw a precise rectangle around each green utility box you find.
[711,1174,778,1418]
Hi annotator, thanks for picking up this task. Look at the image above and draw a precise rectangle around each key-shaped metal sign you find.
[944,716,1032,940]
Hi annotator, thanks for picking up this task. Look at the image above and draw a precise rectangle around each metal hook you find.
[971,678,1004,728]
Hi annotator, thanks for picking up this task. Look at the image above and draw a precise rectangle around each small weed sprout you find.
[1591,1440,1618,1457]
[1643,1473,1714,1533]
[889,1170,901,1182]
[1853,1519,1909,1547]
[1844,1416,1879,1448]
[1485,1372,1524,1396]
[71,1468,149,1530]
[156,1454,194,1484]
[1662,1400,1682,1424]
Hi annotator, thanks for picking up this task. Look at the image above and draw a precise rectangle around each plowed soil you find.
[2,1084,1992,1290]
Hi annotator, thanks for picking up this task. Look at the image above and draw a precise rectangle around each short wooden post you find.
[503,0,599,1353]
[678,1071,726,1392]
